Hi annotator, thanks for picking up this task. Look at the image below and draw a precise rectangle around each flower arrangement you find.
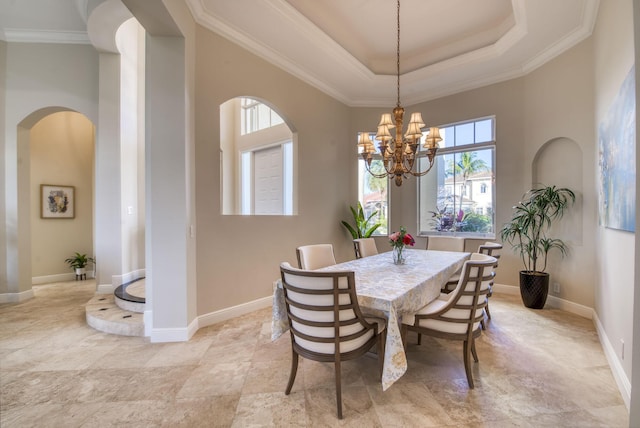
[389,226,415,264]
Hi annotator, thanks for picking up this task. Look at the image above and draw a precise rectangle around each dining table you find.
[271,248,470,391]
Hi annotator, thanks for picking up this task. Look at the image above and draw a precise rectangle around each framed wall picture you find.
[41,184,75,219]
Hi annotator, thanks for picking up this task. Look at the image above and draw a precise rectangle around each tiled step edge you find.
[85,294,144,337]
[114,294,145,313]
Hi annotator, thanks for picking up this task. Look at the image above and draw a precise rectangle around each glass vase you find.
[393,245,405,265]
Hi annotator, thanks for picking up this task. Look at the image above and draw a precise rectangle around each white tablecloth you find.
[272,248,470,390]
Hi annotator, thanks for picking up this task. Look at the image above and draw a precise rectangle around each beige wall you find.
[195,26,352,315]
[0,40,6,294]
[3,42,98,295]
[593,0,635,384]
[30,112,95,278]
[522,37,597,308]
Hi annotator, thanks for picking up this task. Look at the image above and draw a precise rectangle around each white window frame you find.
[417,116,496,238]
[357,133,390,236]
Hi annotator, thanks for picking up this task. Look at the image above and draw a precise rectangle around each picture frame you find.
[41,184,75,219]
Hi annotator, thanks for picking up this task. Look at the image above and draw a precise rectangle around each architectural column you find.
[94,51,123,292]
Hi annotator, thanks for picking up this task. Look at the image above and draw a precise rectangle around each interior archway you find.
[16,108,96,287]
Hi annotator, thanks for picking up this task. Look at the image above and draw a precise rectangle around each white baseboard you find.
[32,273,95,284]
[149,316,198,343]
[493,283,519,295]
[0,288,34,303]
[593,312,631,409]
[97,269,146,294]
[546,294,594,319]
[112,269,145,287]
[197,295,272,329]
[96,283,116,294]
[493,283,593,319]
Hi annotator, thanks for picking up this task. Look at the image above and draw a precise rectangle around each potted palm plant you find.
[500,185,575,309]
[65,252,95,277]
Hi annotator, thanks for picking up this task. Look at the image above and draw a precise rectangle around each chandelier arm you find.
[362,158,395,179]
[407,156,437,177]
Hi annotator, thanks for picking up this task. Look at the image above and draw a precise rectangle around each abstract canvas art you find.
[41,184,75,219]
[598,65,636,232]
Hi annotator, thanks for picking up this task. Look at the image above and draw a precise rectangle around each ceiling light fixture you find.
[358,0,441,187]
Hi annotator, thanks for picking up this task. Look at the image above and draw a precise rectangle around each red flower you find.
[402,233,415,246]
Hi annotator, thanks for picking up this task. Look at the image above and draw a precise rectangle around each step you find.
[114,293,145,313]
[85,294,144,337]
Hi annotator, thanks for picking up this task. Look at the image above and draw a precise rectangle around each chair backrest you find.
[478,242,502,267]
[423,253,496,334]
[296,244,336,270]
[426,236,466,252]
[279,262,378,357]
[353,238,378,259]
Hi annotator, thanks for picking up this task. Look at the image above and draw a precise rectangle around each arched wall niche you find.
[532,136,583,245]
[220,96,298,216]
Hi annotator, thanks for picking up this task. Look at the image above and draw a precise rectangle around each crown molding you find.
[2,28,90,44]
[522,0,600,73]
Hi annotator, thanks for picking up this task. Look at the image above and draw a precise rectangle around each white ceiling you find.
[0,0,599,107]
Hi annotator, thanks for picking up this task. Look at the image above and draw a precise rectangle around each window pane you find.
[358,159,388,236]
[418,116,495,237]
[475,119,493,143]
[454,122,474,146]
[439,126,454,149]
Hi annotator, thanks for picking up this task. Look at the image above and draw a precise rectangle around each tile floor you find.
[0,280,629,427]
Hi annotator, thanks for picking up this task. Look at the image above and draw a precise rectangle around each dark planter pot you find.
[519,271,549,309]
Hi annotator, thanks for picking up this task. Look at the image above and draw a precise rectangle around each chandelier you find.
[358,0,441,187]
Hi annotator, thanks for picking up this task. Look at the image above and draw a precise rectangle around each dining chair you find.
[296,244,337,270]
[401,253,496,388]
[279,262,386,419]
[478,242,502,322]
[426,236,466,252]
[353,238,378,259]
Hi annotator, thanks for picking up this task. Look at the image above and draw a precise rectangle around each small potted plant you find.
[65,252,95,277]
[500,185,575,309]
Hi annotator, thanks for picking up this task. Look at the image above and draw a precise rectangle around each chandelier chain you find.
[396,0,400,107]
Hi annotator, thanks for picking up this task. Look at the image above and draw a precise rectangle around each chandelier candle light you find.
[358,0,442,187]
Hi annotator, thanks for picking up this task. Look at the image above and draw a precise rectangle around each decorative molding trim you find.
[2,29,90,44]
[197,295,272,329]
[0,289,34,304]
[522,0,600,73]
[593,312,631,410]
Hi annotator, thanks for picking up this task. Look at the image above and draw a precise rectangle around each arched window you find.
[220,97,296,215]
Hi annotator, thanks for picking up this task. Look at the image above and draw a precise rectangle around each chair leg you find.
[334,360,343,419]
[417,333,422,345]
[463,340,475,389]
[471,338,479,362]
[285,351,299,395]
[485,301,492,320]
